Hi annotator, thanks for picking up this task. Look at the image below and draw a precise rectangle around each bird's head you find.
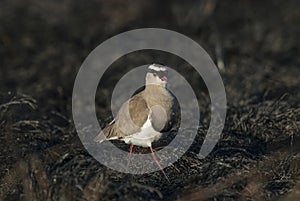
[146,64,168,87]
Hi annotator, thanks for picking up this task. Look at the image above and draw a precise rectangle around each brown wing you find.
[150,105,169,131]
[116,93,150,136]
[94,93,149,143]
[94,119,118,143]
[146,88,174,132]
[150,101,174,131]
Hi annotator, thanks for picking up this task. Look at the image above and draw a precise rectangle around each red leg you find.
[126,144,134,172]
[149,146,170,182]
[129,144,134,155]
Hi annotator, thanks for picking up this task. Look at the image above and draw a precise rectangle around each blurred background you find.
[0,0,299,200]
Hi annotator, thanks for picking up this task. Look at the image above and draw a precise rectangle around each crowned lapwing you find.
[95,64,174,180]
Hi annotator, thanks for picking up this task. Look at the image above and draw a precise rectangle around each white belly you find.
[122,116,162,147]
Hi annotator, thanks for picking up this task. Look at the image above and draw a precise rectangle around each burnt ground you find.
[0,0,299,200]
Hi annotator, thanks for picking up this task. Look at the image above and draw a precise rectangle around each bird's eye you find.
[153,73,158,77]
[157,71,167,78]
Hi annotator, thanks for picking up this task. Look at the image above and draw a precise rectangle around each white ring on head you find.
[148,64,168,72]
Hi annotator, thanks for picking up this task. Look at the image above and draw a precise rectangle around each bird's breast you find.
[122,115,162,147]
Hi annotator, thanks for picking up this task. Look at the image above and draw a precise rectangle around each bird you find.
[94,64,174,180]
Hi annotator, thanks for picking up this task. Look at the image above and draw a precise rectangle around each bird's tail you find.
[94,123,118,143]
[94,130,106,143]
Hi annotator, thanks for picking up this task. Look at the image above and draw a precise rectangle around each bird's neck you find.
[143,84,171,104]
[145,84,167,93]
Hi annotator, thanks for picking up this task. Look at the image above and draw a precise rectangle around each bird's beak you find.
[161,76,168,82]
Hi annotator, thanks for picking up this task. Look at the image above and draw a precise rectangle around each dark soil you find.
[0,0,299,200]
